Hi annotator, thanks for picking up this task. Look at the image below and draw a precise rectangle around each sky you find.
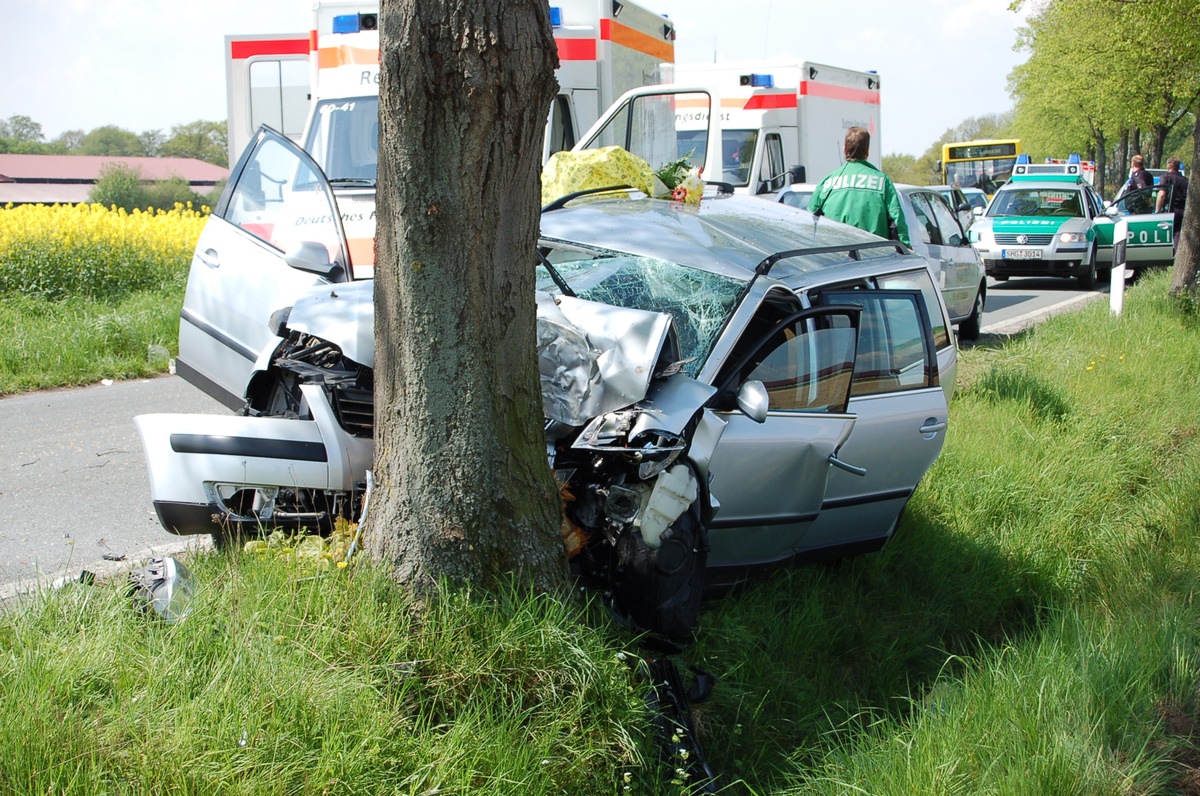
[0,0,1031,157]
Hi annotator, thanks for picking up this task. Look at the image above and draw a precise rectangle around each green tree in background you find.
[80,125,143,156]
[1009,0,1198,295]
[0,115,44,144]
[160,121,228,166]
[138,130,165,157]
[49,130,85,153]
[883,113,1014,186]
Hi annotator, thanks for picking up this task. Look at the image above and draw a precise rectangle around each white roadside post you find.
[1110,218,1129,315]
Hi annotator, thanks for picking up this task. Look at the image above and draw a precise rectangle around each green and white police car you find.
[969,160,1175,288]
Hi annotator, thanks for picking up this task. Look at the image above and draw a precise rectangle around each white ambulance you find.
[576,60,883,197]
[223,1,677,169]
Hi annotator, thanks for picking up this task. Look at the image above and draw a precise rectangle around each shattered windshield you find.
[536,247,744,374]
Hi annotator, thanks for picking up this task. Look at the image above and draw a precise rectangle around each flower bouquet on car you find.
[541,146,704,207]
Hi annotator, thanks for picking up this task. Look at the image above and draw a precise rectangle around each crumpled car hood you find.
[281,283,676,428]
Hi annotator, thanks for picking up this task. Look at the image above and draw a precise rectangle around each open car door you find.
[177,127,351,410]
[1094,184,1175,266]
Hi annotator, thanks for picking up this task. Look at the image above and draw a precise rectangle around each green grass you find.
[0,287,183,394]
[5,270,1200,794]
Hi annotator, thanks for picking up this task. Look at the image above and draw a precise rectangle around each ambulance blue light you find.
[549,7,562,26]
[333,14,360,34]
[1068,153,1081,164]
[740,73,774,88]
[1016,154,1031,164]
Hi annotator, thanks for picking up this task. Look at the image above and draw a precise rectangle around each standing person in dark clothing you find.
[809,127,910,247]
[1118,154,1154,199]
[1156,157,1189,252]
[1130,154,1154,191]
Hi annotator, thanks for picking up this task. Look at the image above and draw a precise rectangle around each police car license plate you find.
[1002,249,1042,260]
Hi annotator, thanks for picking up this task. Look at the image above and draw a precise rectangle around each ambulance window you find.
[581,91,712,178]
[758,134,786,194]
[547,95,576,156]
[248,59,309,141]
[721,130,757,186]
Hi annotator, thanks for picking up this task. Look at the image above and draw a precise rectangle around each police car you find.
[969,157,1174,287]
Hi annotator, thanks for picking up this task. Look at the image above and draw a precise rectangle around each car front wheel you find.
[613,506,707,642]
[1077,253,1097,290]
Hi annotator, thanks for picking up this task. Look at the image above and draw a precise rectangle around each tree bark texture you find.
[368,0,568,594]
[1168,113,1200,296]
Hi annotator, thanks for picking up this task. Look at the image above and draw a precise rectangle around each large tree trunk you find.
[367,0,568,594]
[1169,115,1200,296]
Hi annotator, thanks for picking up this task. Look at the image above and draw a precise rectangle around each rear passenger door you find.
[802,286,949,554]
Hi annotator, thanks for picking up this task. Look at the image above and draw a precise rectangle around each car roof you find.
[540,190,921,285]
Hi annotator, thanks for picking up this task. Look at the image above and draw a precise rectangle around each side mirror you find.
[736,380,769,424]
[789,165,807,184]
[972,206,984,217]
[285,241,342,278]
[1104,205,1120,217]
[956,202,971,213]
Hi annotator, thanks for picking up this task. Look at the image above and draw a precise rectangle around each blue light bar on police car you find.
[549,7,563,26]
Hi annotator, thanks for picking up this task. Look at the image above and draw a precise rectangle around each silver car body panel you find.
[537,292,673,427]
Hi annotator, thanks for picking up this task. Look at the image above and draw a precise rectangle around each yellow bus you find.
[939,139,1023,196]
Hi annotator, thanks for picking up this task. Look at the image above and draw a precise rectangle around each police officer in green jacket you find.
[809,127,911,248]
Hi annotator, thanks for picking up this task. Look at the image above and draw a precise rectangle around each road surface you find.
[0,375,224,601]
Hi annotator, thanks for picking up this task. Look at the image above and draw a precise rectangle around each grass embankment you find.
[3,201,1200,793]
[0,202,203,394]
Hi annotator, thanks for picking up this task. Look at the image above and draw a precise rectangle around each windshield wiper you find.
[537,250,576,298]
[328,177,376,188]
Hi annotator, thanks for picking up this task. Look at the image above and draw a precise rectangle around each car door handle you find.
[828,452,867,477]
[920,418,947,435]
[196,248,219,268]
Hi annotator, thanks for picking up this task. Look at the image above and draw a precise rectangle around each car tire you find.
[1077,257,1097,290]
[958,284,984,341]
[994,274,1009,282]
[613,504,707,642]
[1091,243,1110,284]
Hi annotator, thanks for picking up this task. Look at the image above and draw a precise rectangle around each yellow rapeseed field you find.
[0,202,206,300]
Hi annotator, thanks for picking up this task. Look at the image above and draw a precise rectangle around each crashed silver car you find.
[137,129,957,639]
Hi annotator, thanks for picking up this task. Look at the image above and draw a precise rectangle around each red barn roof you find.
[0,154,228,205]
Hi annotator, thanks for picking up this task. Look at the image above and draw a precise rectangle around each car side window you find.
[744,319,858,412]
[875,269,951,351]
[820,289,938,398]
[909,194,940,246]
[926,192,966,246]
[223,134,345,269]
[1114,185,1158,216]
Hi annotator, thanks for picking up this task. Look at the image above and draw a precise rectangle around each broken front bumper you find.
[135,385,371,535]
